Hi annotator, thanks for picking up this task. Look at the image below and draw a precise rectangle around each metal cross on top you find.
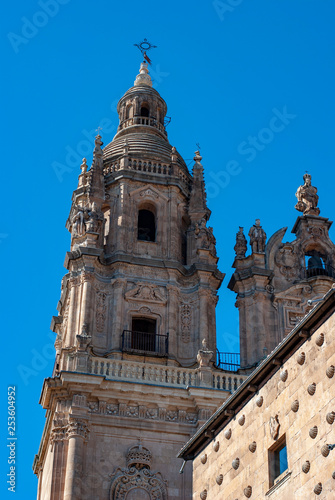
[96,126,102,135]
[134,38,157,65]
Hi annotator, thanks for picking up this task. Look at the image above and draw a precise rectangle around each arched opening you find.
[138,209,156,242]
[140,104,149,117]
[126,104,133,119]
[304,249,331,277]
[132,317,156,352]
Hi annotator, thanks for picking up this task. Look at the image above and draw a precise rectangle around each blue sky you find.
[2,1,335,497]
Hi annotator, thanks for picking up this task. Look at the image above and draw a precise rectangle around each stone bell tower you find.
[33,60,246,500]
[229,173,335,368]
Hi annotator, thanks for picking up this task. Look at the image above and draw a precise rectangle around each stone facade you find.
[178,287,335,499]
[229,175,335,368]
[33,62,247,499]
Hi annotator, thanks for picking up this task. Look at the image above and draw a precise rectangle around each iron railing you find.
[122,330,169,357]
[303,265,335,279]
[216,351,240,371]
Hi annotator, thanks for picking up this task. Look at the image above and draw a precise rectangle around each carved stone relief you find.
[125,284,166,304]
[110,445,168,500]
[96,291,107,332]
[87,401,198,424]
[180,303,192,343]
[275,243,299,281]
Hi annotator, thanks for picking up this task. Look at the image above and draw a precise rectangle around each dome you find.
[102,62,189,175]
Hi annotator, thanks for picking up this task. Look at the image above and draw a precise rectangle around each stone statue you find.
[248,219,266,253]
[194,218,217,257]
[71,204,89,237]
[295,173,320,216]
[234,227,247,259]
[86,202,103,233]
[80,158,88,174]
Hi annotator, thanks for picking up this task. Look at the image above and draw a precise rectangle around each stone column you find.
[110,278,127,351]
[198,288,209,346]
[63,419,89,500]
[67,277,80,346]
[167,285,179,358]
[80,272,93,333]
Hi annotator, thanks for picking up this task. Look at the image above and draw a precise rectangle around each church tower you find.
[33,60,246,500]
[229,174,335,368]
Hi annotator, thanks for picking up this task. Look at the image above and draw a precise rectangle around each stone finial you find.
[234,227,247,259]
[80,158,88,174]
[93,134,103,159]
[194,150,202,163]
[248,219,267,253]
[197,339,213,368]
[295,173,320,215]
[171,146,177,163]
[134,62,153,87]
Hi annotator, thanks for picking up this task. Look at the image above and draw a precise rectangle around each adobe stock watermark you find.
[17,332,55,385]
[7,0,71,54]
[206,106,296,198]
[213,0,243,21]
[52,118,116,182]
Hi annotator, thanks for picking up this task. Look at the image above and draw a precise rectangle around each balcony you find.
[303,264,335,279]
[122,330,169,357]
[118,116,166,135]
[88,356,247,392]
[216,351,240,371]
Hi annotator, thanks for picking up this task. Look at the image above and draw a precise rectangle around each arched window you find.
[304,249,330,277]
[140,105,149,117]
[138,209,156,242]
[126,104,133,119]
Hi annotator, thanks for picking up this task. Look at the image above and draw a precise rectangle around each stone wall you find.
[192,309,335,499]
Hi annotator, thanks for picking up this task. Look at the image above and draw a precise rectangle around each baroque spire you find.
[134,61,152,87]
[87,134,105,206]
[188,151,211,222]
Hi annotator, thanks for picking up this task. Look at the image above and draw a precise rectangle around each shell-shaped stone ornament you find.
[238,414,245,426]
[216,474,223,485]
[244,485,252,498]
[309,426,318,439]
[297,352,305,365]
[280,369,288,382]
[200,454,207,464]
[302,460,310,473]
[200,489,207,500]
[232,458,240,470]
[291,400,299,413]
[316,333,324,346]
[307,383,316,396]
[213,441,220,452]
[314,483,322,495]
[224,428,232,440]
[249,441,257,453]
[326,411,335,424]
[326,365,335,378]
[321,444,330,457]
[256,396,263,407]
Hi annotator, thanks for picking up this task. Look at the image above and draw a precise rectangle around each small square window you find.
[268,435,288,487]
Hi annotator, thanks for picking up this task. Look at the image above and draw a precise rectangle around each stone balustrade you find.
[87,356,246,392]
[119,116,167,135]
